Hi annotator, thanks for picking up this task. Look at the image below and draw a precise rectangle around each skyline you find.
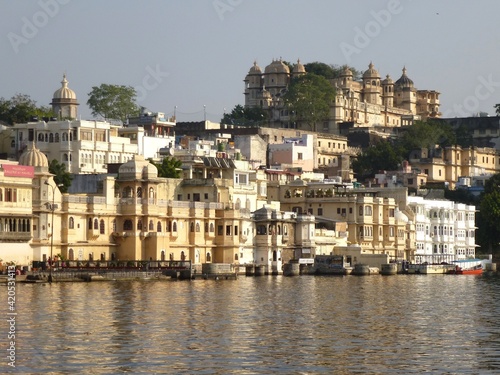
[2,0,500,123]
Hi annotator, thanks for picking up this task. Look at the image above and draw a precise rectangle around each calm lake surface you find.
[2,273,500,374]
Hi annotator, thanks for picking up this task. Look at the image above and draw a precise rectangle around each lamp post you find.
[44,181,63,283]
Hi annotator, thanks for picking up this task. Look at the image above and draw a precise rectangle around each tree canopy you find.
[220,104,268,126]
[151,157,182,178]
[397,120,456,156]
[48,159,72,193]
[0,94,54,125]
[87,84,140,123]
[283,73,336,131]
[303,62,362,80]
[352,140,404,181]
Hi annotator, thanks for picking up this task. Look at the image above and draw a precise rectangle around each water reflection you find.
[1,274,500,374]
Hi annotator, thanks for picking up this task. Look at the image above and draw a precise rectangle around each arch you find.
[148,220,154,231]
[161,250,165,261]
[195,222,200,232]
[157,221,162,232]
[210,223,214,232]
[38,133,44,141]
[93,218,99,230]
[44,133,48,142]
[68,248,74,260]
[172,222,177,232]
[69,217,74,229]
[49,133,54,143]
[88,218,92,230]
[149,187,155,198]
[137,219,143,230]
[180,251,186,261]
[62,132,68,142]
[99,219,105,234]
[54,133,60,143]
[273,250,278,262]
[137,187,142,198]
[206,252,211,262]
[123,219,133,230]
[123,186,133,198]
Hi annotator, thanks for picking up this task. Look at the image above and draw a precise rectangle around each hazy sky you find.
[2,0,500,122]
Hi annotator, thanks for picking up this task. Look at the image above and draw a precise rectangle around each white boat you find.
[407,263,455,274]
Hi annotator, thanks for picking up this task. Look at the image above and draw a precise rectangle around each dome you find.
[264,59,290,74]
[395,67,414,87]
[340,66,353,77]
[363,62,380,79]
[53,74,77,100]
[118,155,158,180]
[395,209,409,224]
[293,59,306,74]
[19,142,48,168]
[248,61,262,75]
[382,74,393,85]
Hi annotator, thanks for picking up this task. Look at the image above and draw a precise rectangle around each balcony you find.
[0,232,32,242]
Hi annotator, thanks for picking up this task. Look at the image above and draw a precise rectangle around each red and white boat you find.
[449,259,484,275]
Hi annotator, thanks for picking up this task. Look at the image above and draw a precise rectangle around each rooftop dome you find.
[118,155,158,180]
[293,59,306,74]
[248,61,262,75]
[395,67,414,87]
[19,142,48,168]
[340,66,353,77]
[53,74,77,100]
[264,59,290,74]
[382,74,393,85]
[363,62,380,79]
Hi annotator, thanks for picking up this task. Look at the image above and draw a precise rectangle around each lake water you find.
[2,273,500,374]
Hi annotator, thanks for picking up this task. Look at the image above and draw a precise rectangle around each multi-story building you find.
[409,145,500,188]
[406,196,477,263]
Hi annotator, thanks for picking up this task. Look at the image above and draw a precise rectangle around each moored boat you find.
[449,259,485,275]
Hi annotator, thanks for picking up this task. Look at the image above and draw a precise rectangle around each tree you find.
[303,62,362,80]
[494,104,500,116]
[48,159,72,193]
[220,104,268,126]
[352,140,404,180]
[283,73,336,131]
[87,84,140,123]
[396,120,456,158]
[152,157,182,178]
[0,94,54,125]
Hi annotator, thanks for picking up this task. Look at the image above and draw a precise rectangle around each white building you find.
[268,134,315,171]
[407,196,477,263]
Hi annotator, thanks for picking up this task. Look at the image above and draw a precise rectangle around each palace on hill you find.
[244,59,441,133]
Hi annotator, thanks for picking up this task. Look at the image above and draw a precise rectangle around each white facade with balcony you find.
[407,196,477,263]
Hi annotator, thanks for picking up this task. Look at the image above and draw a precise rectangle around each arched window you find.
[55,133,60,142]
[62,133,68,142]
[196,222,200,232]
[149,220,154,231]
[207,252,211,262]
[180,251,186,261]
[172,222,177,232]
[44,133,48,142]
[123,219,133,231]
[88,218,92,230]
[137,187,142,198]
[38,133,44,141]
[359,206,363,216]
[99,219,105,234]
[69,217,74,229]
[93,218,99,230]
[63,153,69,161]
[123,186,133,198]
[365,206,372,216]
[68,249,74,260]
[205,223,208,232]
[210,223,214,232]
[161,251,165,261]
[157,221,162,232]
[49,133,54,143]
[149,187,155,198]
[190,222,195,232]
[137,219,143,230]
[283,225,288,235]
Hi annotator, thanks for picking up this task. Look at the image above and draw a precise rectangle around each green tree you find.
[48,159,72,193]
[152,157,182,178]
[87,84,140,123]
[352,140,404,180]
[0,94,54,125]
[396,120,456,157]
[220,104,268,126]
[283,73,336,131]
[303,62,362,80]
